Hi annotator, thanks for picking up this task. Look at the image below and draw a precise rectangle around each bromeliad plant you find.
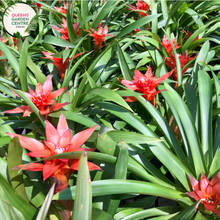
[1,0,220,220]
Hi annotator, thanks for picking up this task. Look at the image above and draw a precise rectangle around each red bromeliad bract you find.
[120,66,173,106]
[51,18,80,41]
[54,2,68,14]
[128,0,149,17]
[41,51,84,81]
[161,35,180,54]
[85,25,114,49]
[186,172,220,217]
[165,51,197,82]
[42,51,70,81]
[7,113,101,193]
[183,30,199,42]
[3,75,68,118]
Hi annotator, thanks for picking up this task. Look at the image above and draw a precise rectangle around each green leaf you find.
[72,152,92,220]
[91,0,117,29]
[0,174,37,220]
[19,38,29,92]
[36,183,55,220]
[0,40,19,75]
[62,51,92,90]
[198,70,213,168]
[44,35,76,48]
[40,151,176,189]
[117,42,132,81]
[7,137,29,203]
[115,206,180,220]
[184,83,199,130]
[114,208,144,220]
[92,208,114,220]
[165,1,184,31]
[27,55,47,85]
[164,84,207,176]
[209,148,220,178]
[67,4,77,44]
[212,72,220,154]
[190,41,209,87]
[49,111,98,128]
[121,196,156,208]
[116,14,161,39]
[89,87,133,112]
[95,125,116,156]
[0,118,14,136]
[173,200,200,220]
[96,102,193,190]
[53,179,184,201]
[107,140,129,216]
[108,131,161,144]
[135,96,191,172]
[150,0,158,34]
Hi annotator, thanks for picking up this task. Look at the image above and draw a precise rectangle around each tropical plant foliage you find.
[1,0,220,219]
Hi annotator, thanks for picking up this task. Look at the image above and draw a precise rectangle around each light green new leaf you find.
[72,152,92,220]
[198,70,213,168]
[27,55,47,85]
[115,206,180,220]
[36,183,55,220]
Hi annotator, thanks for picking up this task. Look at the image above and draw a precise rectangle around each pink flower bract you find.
[7,113,101,193]
[186,172,220,217]
[165,51,197,82]
[161,35,180,55]
[85,25,114,49]
[120,66,172,106]
[128,0,149,17]
[3,75,69,118]
[41,51,84,81]
[51,18,80,41]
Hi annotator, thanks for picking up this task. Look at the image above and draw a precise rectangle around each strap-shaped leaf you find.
[72,152,92,220]
[198,70,213,168]
[164,83,207,176]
